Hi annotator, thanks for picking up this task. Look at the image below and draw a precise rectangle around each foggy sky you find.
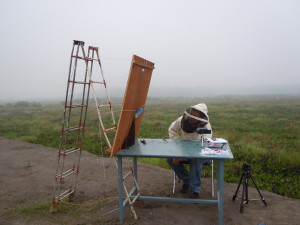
[0,0,300,101]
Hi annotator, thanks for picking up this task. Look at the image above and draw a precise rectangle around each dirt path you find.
[0,137,299,225]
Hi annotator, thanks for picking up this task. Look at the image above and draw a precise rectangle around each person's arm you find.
[168,117,182,139]
[168,117,182,165]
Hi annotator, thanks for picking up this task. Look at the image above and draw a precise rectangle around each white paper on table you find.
[206,138,228,143]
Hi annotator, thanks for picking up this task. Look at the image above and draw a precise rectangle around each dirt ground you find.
[0,137,299,225]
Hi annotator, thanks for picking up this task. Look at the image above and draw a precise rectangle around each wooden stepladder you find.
[51,40,116,212]
[87,46,116,149]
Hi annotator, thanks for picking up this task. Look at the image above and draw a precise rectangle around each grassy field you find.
[0,96,299,199]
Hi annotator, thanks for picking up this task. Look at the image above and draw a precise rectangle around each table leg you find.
[118,156,124,222]
[217,159,224,225]
[133,157,138,195]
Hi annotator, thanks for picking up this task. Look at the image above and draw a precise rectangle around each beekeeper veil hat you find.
[181,103,209,133]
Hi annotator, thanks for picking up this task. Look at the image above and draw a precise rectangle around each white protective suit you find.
[168,103,213,140]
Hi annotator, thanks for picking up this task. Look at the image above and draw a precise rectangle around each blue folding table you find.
[116,139,234,225]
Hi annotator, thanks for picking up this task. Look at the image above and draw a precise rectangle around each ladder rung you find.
[86,57,98,61]
[64,126,84,132]
[60,147,80,157]
[91,81,104,84]
[98,104,111,108]
[72,55,85,60]
[104,127,116,132]
[58,188,75,200]
[56,168,78,179]
[71,56,98,61]
[65,104,87,109]
[69,80,89,85]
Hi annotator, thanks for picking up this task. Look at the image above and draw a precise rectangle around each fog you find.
[0,0,300,101]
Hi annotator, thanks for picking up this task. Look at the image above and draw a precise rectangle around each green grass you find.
[4,197,119,224]
[0,96,300,199]
[6,200,75,219]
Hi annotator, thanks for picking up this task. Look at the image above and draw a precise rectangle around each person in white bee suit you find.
[167,103,212,198]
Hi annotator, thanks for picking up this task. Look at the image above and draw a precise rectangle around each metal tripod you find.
[232,164,267,213]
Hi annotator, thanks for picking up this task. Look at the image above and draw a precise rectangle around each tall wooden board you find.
[108,55,155,155]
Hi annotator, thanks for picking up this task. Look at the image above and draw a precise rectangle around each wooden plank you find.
[107,55,155,155]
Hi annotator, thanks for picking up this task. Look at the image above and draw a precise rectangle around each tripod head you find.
[242,164,251,172]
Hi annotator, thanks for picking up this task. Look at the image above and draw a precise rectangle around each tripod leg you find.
[232,173,244,201]
[240,175,247,213]
[245,176,249,204]
[249,174,267,206]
